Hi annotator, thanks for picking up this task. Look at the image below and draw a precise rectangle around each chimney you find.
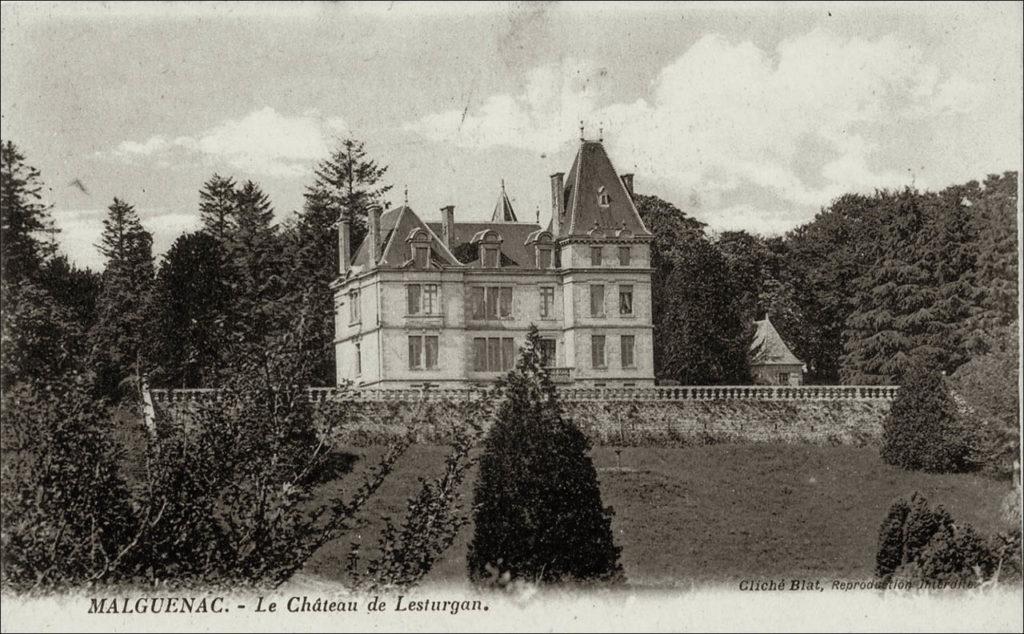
[550,172,564,235]
[621,173,634,198]
[368,205,382,266]
[337,214,351,275]
[441,205,455,251]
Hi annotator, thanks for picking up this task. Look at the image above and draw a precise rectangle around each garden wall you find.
[151,388,893,447]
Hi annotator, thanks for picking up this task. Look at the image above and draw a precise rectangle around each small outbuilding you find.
[749,316,804,386]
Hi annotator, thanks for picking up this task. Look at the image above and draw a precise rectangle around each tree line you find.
[635,173,1017,387]
[1,138,1018,398]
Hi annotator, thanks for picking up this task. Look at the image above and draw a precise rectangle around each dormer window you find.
[405,228,433,269]
[525,229,555,270]
[597,186,611,207]
[471,229,504,269]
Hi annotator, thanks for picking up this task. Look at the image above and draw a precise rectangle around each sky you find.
[1,1,1021,270]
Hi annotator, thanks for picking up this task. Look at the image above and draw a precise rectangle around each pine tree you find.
[1,140,57,284]
[285,139,392,384]
[222,180,285,354]
[467,326,623,586]
[967,172,1018,346]
[198,173,238,243]
[90,198,155,401]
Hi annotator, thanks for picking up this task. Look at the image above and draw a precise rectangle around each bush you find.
[882,358,976,472]
[467,326,623,586]
[948,323,1020,478]
[876,492,1020,587]
[1,379,140,590]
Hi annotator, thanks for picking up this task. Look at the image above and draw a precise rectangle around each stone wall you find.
[152,389,892,447]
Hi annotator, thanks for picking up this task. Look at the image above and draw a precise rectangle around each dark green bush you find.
[467,326,623,586]
[882,358,977,472]
[876,492,1019,587]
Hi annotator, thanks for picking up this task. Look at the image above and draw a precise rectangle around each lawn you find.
[302,443,1015,588]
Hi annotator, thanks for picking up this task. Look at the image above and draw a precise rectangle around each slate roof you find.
[351,206,461,269]
[556,141,651,239]
[750,317,803,366]
[425,221,542,268]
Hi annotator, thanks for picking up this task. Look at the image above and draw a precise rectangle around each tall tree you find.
[966,172,1018,347]
[635,194,748,384]
[89,198,155,401]
[286,139,392,384]
[222,180,285,355]
[198,173,238,243]
[785,192,888,382]
[1,140,56,284]
[149,231,232,388]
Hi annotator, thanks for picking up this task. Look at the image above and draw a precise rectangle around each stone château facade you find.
[331,138,655,388]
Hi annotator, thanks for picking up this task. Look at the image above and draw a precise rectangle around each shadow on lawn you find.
[304,451,360,484]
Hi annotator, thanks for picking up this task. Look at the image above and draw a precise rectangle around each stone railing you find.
[150,384,898,404]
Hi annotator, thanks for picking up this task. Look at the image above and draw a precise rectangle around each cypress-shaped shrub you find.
[882,357,976,472]
[467,325,623,586]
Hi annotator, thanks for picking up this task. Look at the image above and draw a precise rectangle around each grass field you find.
[301,443,1015,588]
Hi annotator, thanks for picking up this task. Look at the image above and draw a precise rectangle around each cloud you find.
[111,107,349,177]
[405,30,986,219]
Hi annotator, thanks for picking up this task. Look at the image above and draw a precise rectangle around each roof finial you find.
[579,120,584,140]
[500,178,505,193]
[536,204,540,224]
[404,185,408,206]
[599,125,603,142]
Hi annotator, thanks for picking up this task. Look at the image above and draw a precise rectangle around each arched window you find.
[597,186,611,207]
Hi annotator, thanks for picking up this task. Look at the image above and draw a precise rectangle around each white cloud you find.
[111,107,349,178]
[405,30,986,219]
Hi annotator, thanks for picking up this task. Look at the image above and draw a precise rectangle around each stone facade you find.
[331,139,656,388]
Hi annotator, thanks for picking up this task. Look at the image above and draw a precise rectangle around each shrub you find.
[0,379,140,590]
[882,358,976,472]
[467,326,623,586]
[948,323,1020,478]
[876,492,1019,587]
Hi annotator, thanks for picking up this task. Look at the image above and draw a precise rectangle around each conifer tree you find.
[467,326,623,586]
[842,189,941,383]
[286,139,392,384]
[1,140,57,284]
[881,356,975,473]
[967,172,1018,346]
[90,198,155,401]
[198,173,238,243]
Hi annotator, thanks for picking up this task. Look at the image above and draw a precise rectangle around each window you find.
[348,289,360,324]
[618,246,631,266]
[597,186,610,207]
[539,338,557,367]
[471,286,513,320]
[590,246,602,266]
[590,284,605,317]
[591,335,606,368]
[354,341,362,376]
[413,245,430,268]
[408,335,439,370]
[537,246,553,269]
[407,284,439,315]
[483,246,500,268]
[473,337,515,371]
[619,285,634,316]
[778,372,790,385]
[621,335,635,368]
[539,287,555,319]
